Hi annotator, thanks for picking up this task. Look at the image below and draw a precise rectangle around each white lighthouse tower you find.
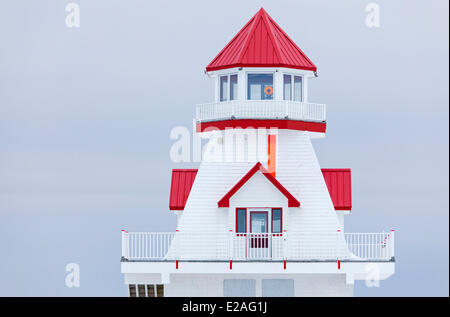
[121,8,395,297]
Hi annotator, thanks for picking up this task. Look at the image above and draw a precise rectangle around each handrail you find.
[121,231,395,262]
[195,100,326,123]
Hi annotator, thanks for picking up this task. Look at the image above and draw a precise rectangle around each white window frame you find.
[219,73,238,102]
[283,73,304,102]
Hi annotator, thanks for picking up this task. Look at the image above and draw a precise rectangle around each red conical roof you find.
[206,8,317,72]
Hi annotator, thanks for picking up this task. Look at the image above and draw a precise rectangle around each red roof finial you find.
[206,8,316,72]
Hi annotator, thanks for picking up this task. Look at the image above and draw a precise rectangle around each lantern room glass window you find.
[220,74,238,102]
[283,74,303,102]
[247,74,274,100]
[220,76,228,101]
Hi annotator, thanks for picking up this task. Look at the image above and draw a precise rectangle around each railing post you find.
[122,230,130,260]
[229,230,234,261]
[390,230,395,259]
[282,230,288,260]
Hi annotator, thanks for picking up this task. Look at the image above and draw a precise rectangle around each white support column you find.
[238,70,246,101]
[214,75,220,103]
[303,76,308,102]
[274,70,283,100]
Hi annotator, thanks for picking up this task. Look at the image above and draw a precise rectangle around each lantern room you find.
[196,8,326,135]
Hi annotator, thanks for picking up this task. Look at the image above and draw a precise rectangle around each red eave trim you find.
[197,119,326,133]
[206,63,317,72]
[218,162,300,208]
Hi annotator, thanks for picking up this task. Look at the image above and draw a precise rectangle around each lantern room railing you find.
[195,100,326,123]
[121,231,395,262]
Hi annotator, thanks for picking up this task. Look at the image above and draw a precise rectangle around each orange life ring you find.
[264,86,273,96]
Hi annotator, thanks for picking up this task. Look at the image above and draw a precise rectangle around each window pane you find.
[220,76,228,102]
[224,279,256,297]
[272,209,282,233]
[230,74,238,100]
[251,213,267,233]
[283,74,292,100]
[293,76,302,101]
[262,279,294,297]
[247,74,273,100]
[236,209,246,233]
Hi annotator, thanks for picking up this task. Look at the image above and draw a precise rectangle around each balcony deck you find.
[121,231,395,262]
[195,100,326,124]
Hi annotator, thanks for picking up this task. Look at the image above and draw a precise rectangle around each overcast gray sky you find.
[0,0,448,296]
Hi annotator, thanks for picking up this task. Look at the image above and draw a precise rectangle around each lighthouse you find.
[121,8,395,297]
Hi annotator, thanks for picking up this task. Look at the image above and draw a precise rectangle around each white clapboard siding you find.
[277,130,350,258]
[166,129,350,260]
[166,132,260,259]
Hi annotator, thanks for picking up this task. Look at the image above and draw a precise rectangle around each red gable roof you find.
[169,169,198,210]
[169,168,351,211]
[206,8,317,72]
[217,162,300,208]
[322,169,352,210]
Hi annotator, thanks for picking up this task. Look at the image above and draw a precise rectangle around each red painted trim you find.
[249,211,268,233]
[217,162,300,208]
[235,208,247,233]
[206,64,317,72]
[268,134,276,178]
[271,208,283,233]
[196,119,326,133]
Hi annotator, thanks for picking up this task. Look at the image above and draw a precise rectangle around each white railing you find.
[232,233,286,260]
[345,232,395,261]
[122,231,395,262]
[195,100,326,123]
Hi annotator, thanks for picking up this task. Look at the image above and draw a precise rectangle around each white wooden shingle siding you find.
[166,130,350,260]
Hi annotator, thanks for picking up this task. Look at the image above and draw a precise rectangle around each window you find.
[220,74,238,102]
[262,279,294,297]
[236,208,246,233]
[220,76,228,101]
[294,76,302,101]
[283,74,303,101]
[230,74,238,100]
[224,279,256,297]
[272,208,282,233]
[283,74,291,100]
[247,74,273,100]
